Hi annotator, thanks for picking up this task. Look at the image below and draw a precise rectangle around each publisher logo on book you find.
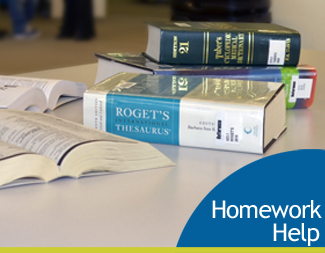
[244,127,252,135]
[216,120,222,140]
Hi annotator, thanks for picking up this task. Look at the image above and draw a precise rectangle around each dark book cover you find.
[145,21,301,66]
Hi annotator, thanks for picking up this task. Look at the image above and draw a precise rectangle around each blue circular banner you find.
[177,149,325,247]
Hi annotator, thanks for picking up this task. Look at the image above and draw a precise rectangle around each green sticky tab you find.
[281,67,299,109]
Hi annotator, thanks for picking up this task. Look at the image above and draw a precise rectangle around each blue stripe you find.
[106,94,180,145]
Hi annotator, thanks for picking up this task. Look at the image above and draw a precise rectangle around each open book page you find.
[0,75,61,97]
[0,140,30,160]
[55,96,82,108]
[0,140,60,188]
[0,76,87,109]
[0,85,47,112]
[0,110,135,165]
[0,110,173,185]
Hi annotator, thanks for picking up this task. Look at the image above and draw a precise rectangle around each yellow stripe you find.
[1,247,324,253]
[251,32,255,64]
[201,78,207,94]
[202,32,206,64]
[205,77,208,95]
[247,32,251,64]
[206,32,210,64]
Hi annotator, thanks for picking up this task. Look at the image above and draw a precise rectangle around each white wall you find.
[51,0,107,19]
[271,0,325,51]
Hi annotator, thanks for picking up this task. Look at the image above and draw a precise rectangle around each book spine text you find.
[84,92,265,153]
[160,30,300,66]
[156,67,316,109]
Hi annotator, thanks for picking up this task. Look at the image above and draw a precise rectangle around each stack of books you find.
[84,21,317,154]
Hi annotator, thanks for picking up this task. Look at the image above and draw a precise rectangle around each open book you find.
[0,75,87,112]
[0,110,174,189]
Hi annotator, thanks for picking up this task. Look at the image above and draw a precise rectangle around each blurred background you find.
[0,0,321,75]
[0,0,171,75]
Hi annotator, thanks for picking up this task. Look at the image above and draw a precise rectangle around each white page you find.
[0,76,86,107]
[0,140,30,160]
[0,110,135,164]
[0,85,46,111]
[0,85,32,108]
[0,75,60,98]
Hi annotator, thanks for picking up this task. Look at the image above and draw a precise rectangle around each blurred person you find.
[7,0,39,39]
[57,0,95,41]
[37,0,50,18]
[0,0,8,39]
[0,29,7,39]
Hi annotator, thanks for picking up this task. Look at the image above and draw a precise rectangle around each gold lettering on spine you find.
[214,37,223,60]
[173,36,178,58]
[224,32,231,64]
[179,42,189,54]
[285,38,291,61]
[206,32,210,64]
[231,36,238,60]
[237,33,244,64]
[202,32,206,64]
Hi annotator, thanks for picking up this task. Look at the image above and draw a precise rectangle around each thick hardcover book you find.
[145,21,301,66]
[0,110,173,189]
[95,52,316,109]
[84,73,286,154]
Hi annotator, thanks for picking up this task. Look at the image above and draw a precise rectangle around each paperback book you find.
[145,21,301,66]
[0,110,173,189]
[95,52,317,109]
[0,75,87,112]
[84,73,286,154]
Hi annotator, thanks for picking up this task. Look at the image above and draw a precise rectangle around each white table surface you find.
[0,49,324,247]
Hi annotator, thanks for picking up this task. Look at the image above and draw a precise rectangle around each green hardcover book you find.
[145,21,301,66]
